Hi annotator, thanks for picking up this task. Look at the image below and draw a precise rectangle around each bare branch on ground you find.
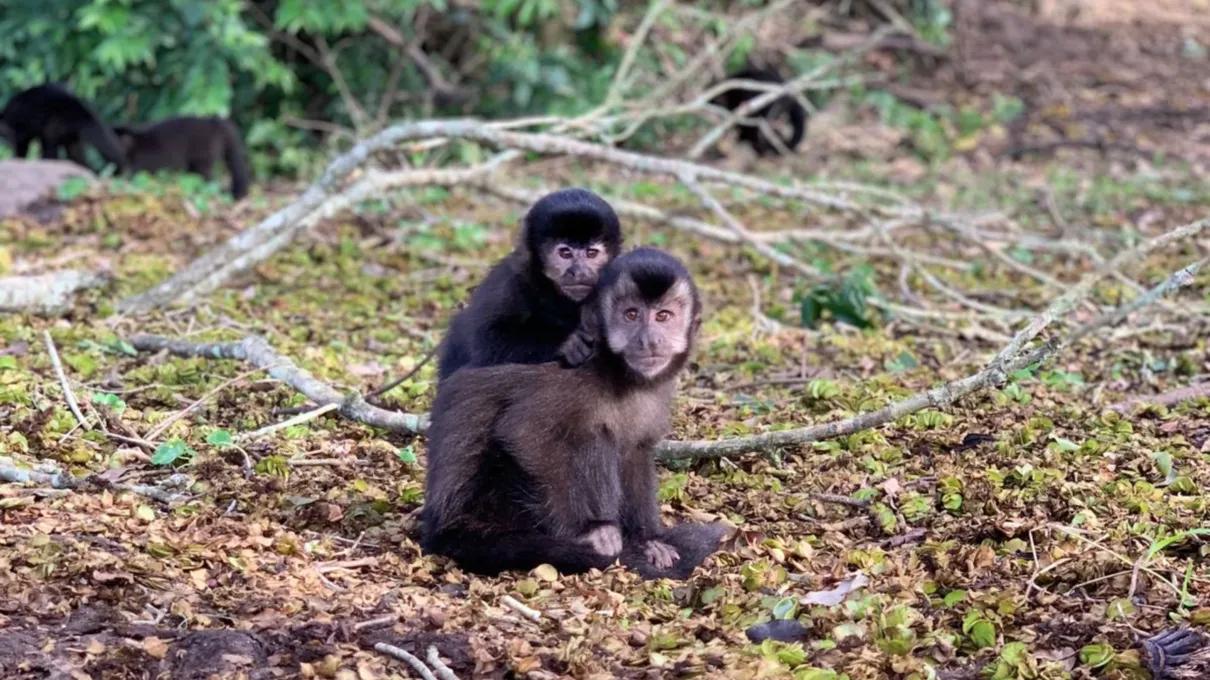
[127,334,429,434]
[0,270,108,316]
[654,246,1206,460]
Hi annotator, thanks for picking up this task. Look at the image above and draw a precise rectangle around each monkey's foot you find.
[643,540,680,569]
[580,524,622,557]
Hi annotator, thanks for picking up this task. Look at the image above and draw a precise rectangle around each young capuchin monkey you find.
[711,65,807,156]
[112,117,251,200]
[0,84,126,173]
[421,247,728,579]
[435,187,623,380]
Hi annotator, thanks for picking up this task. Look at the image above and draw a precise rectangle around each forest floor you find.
[3,3,1210,680]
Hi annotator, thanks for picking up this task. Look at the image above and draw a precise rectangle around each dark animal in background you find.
[112,117,251,200]
[421,247,728,580]
[435,187,624,380]
[711,65,807,156]
[0,84,126,173]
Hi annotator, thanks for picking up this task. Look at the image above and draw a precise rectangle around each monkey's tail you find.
[422,528,614,577]
[79,119,127,172]
[219,119,251,200]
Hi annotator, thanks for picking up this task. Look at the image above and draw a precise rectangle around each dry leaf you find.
[143,637,169,659]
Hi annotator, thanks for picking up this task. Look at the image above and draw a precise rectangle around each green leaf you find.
[206,429,234,447]
[151,439,194,466]
[968,620,996,649]
[772,596,797,620]
[91,392,127,413]
[396,445,418,465]
[942,590,966,607]
[1079,643,1115,669]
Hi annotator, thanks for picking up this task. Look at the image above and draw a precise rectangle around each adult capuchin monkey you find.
[435,187,623,380]
[710,64,807,156]
[0,84,126,173]
[112,117,252,200]
[421,247,728,579]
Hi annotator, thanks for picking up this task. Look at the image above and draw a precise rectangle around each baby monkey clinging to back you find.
[421,247,727,579]
[436,187,623,380]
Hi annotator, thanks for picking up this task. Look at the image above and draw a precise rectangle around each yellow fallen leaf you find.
[85,639,106,655]
[143,637,169,659]
[531,563,559,582]
[135,505,156,522]
[190,568,209,590]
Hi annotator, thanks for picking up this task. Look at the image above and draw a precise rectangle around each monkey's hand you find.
[643,540,680,570]
[580,524,622,557]
[557,330,594,367]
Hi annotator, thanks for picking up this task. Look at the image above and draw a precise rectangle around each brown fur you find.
[420,247,726,579]
[113,116,250,200]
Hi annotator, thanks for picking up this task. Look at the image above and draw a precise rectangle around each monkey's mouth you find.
[560,283,593,300]
[628,355,670,376]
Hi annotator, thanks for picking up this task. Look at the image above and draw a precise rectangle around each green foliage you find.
[151,439,195,466]
[797,266,880,330]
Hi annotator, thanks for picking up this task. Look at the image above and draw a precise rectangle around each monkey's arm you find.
[557,301,598,367]
[619,442,664,541]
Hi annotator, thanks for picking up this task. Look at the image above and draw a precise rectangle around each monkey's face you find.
[542,240,609,302]
[602,274,698,380]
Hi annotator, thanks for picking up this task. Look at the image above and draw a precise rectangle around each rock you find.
[0,159,95,220]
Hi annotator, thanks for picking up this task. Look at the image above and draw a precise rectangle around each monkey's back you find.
[124,117,232,171]
[1,85,101,137]
[423,361,675,532]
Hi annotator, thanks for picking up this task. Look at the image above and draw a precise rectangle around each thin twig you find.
[426,647,461,680]
[42,330,89,431]
[241,403,342,442]
[353,614,397,631]
[369,348,437,397]
[374,642,437,680]
[145,367,264,442]
[500,595,542,624]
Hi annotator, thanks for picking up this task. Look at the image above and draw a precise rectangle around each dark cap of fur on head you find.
[601,247,699,309]
[523,187,622,251]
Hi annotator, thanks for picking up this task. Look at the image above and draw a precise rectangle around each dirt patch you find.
[945,0,1210,161]
[163,630,270,680]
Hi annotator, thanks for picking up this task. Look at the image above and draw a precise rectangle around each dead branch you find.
[0,270,108,315]
[127,334,428,434]
[117,119,916,315]
[653,248,1206,460]
[374,642,437,680]
[426,646,461,680]
[120,250,1205,460]
[0,456,193,504]
[1108,381,1210,413]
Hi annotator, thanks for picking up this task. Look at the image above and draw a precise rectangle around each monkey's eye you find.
[585,248,599,259]
[557,246,573,259]
[655,310,672,322]
[624,308,640,321]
